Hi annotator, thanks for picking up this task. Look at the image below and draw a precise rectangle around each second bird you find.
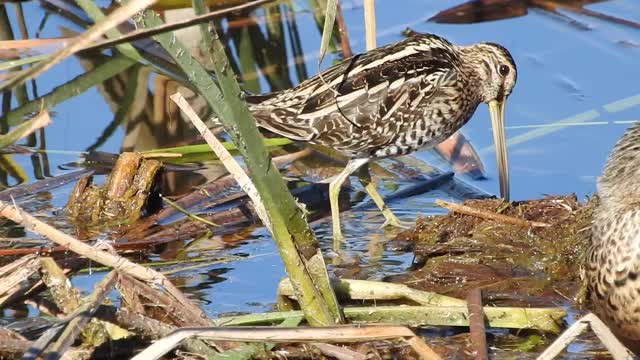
[241,32,517,241]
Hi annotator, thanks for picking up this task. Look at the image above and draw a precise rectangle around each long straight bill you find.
[488,100,510,200]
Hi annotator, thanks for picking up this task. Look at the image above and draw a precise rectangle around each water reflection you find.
[430,0,639,32]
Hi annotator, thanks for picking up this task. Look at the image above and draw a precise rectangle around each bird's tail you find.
[204,92,281,129]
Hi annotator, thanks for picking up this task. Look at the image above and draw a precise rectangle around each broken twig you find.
[170,92,272,232]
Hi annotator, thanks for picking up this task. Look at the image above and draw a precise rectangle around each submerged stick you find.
[435,199,550,228]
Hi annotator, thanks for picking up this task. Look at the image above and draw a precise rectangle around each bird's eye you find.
[499,65,510,77]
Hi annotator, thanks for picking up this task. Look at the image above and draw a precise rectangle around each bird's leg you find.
[329,158,369,247]
[356,165,409,229]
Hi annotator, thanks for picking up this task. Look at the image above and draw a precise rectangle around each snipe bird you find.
[586,120,640,348]
[242,33,517,241]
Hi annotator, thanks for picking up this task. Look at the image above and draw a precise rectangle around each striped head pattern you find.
[460,42,518,104]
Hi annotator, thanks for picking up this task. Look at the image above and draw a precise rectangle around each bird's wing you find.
[250,36,461,145]
[246,57,359,141]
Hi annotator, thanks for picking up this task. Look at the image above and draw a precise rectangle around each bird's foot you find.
[380,216,414,230]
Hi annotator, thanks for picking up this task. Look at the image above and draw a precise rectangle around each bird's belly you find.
[370,132,448,158]
[590,282,640,342]
[587,217,640,342]
[369,115,469,159]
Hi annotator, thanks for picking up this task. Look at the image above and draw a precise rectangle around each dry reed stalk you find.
[170,92,272,232]
[363,0,376,50]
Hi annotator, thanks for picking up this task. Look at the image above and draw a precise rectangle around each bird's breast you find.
[587,207,640,341]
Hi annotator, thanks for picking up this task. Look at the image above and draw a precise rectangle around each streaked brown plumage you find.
[247,34,516,160]
[229,33,517,241]
[586,120,640,347]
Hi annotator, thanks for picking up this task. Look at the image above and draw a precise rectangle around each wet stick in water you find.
[467,289,488,360]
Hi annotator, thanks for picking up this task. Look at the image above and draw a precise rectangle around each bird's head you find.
[464,43,517,104]
[462,42,517,201]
